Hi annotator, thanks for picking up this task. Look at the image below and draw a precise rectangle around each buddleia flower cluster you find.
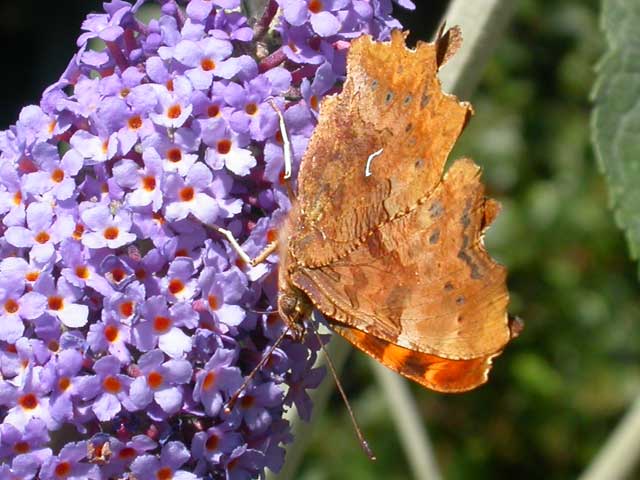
[0,0,413,478]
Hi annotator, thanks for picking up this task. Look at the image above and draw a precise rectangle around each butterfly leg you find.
[208,224,278,267]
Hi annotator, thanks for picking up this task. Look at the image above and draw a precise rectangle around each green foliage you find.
[592,0,640,271]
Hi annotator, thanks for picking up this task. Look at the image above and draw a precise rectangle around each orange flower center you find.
[35,231,50,244]
[128,115,142,130]
[153,316,172,334]
[168,279,184,295]
[110,267,126,283]
[245,103,258,115]
[19,393,38,410]
[14,441,30,454]
[25,271,40,282]
[147,371,164,389]
[203,371,216,391]
[201,58,215,71]
[119,301,134,318]
[51,168,64,183]
[4,298,19,314]
[205,434,220,451]
[48,296,64,311]
[310,95,319,111]
[179,186,194,202]
[75,265,89,279]
[54,461,72,477]
[142,176,156,191]
[103,375,121,394]
[208,104,220,118]
[308,0,323,13]
[73,223,84,239]
[58,377,71,392]
[103,226,119,240]
[119,447,136,460]
[157,467,173,480]
[240,395,255,409]
[217,139,231,155]
[208,294,219,310]
[167,104,182,119]
[167,147,182,163]
[104,324,119,342]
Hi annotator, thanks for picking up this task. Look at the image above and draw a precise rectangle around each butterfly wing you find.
[332,324,497,392]
[290,30,472,268]
[290,158,511,360]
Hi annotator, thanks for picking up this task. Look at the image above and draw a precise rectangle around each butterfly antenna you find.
[224,325,291,414]
[308,320,377,461]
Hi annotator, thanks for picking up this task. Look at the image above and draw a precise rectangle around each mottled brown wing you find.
[333,324,497,392]
[290,30,472,268]
[290,158,511,360]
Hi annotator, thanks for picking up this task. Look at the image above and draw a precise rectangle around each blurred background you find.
[2,0,638,479]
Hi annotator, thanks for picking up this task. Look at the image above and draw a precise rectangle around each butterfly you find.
[218,27,520,395]
[273,28,520,393]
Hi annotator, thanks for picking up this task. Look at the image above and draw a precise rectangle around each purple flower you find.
[193,348,243,416]
[133,295,197,358]
[81,204,137,249]
[39,441,99,480]
[33,275,89,329]
[192,423,243,468]
[113,148,165,211]
[0,0,414,477]
[0,274,46,343]
[129,349,192,417]
[5,202,74,263]
[130,441,198,480]
[48,349,84,423]
[164,163,220,224]
[79,355,135,421]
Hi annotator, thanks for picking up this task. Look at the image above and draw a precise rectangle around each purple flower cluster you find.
[0,0,413,477]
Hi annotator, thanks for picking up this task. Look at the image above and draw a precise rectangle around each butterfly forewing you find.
[290,30,472,269]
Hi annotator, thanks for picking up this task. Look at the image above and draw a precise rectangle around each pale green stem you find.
[579,395,640,480]
[267,0,516,478]
[371,362,442,480]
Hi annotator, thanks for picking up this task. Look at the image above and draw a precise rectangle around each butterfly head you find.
[277,284,312,340]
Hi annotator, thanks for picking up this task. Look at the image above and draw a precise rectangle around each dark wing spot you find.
[372,79,379,90]
[429,201,444,219]
[415,159,424,169]
[429,229,440,244]
[405,123,413,132]
[455,296,465,305]
[421,92,430,108]
[385,91,394,104]
[403,94,412,105]
[444,281,454,291]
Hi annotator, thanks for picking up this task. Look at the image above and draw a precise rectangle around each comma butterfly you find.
[275,28,521,392]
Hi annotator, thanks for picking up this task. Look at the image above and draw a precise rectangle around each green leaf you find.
[592,0,640,271]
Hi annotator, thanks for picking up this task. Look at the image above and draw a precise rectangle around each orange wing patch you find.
[333,325,496,392]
